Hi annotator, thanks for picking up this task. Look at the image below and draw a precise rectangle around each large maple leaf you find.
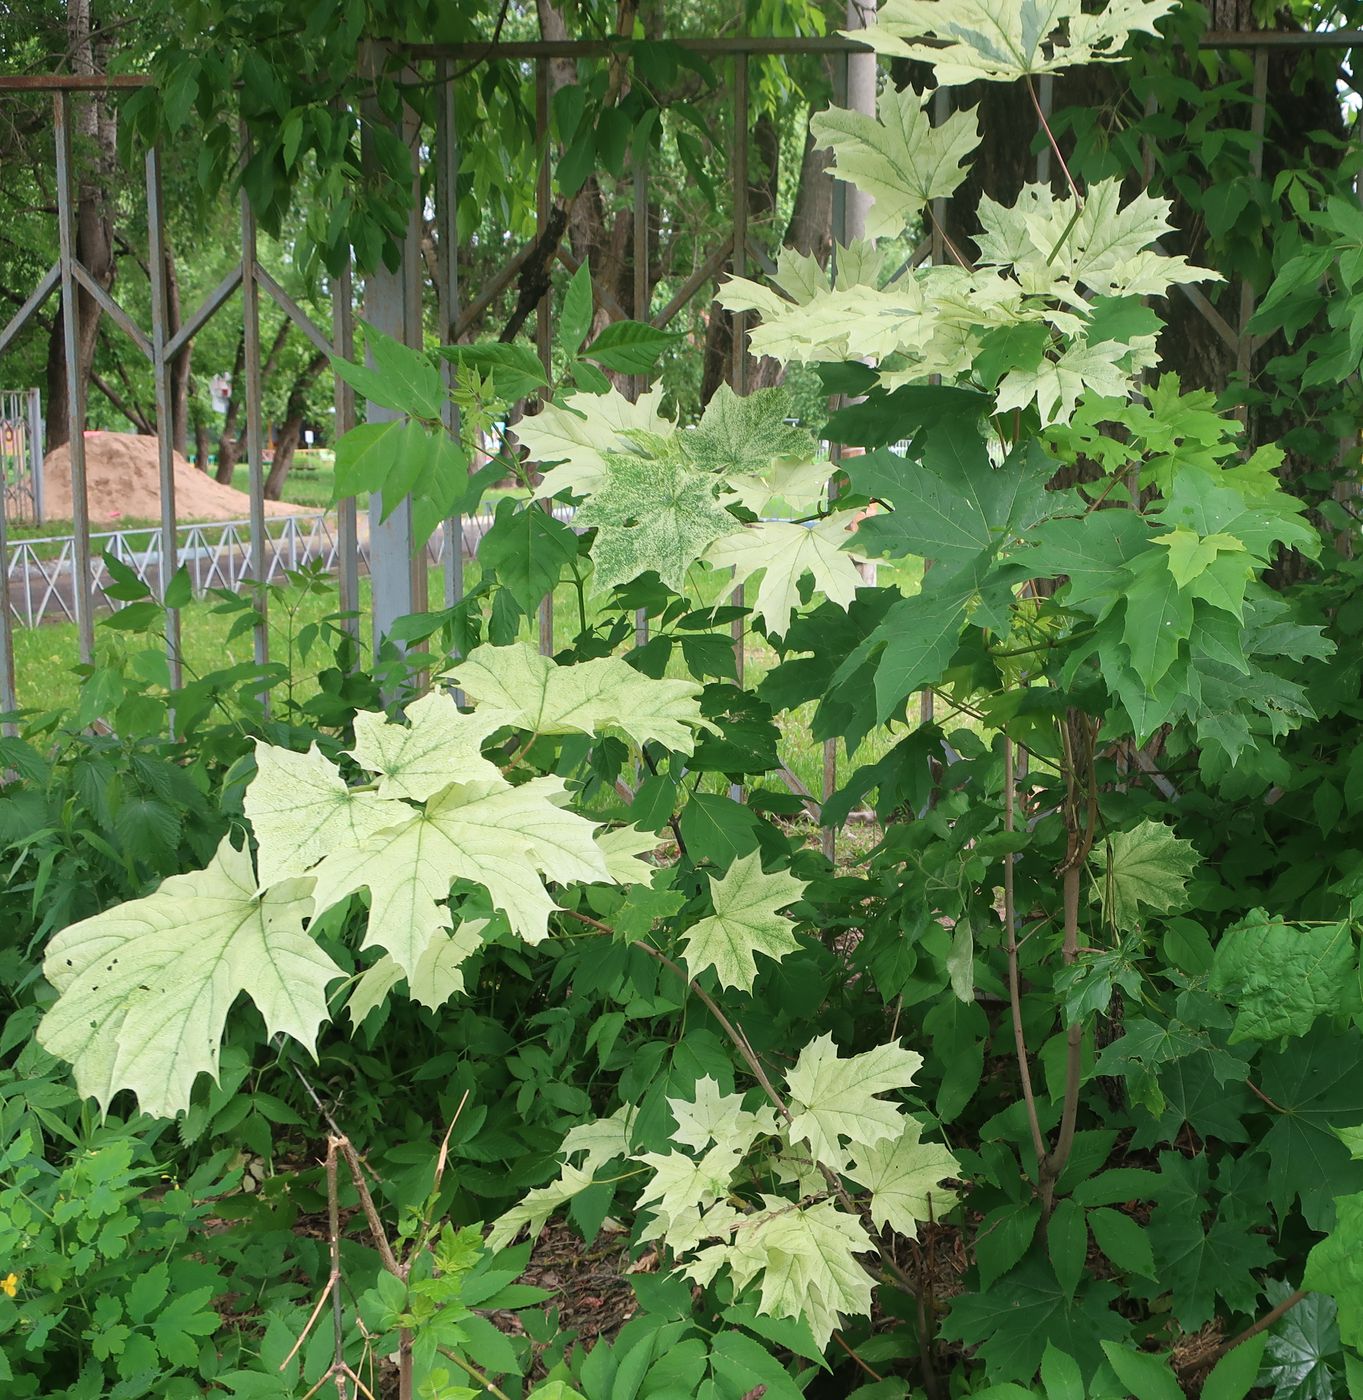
[445,639,709,755]
[856,0,1176,86]
[39,837,341,1118]
[679,850,808,991]
[575,444,736,592]
[308,776,610,977]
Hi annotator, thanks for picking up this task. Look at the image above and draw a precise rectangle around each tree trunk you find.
[216,330,246,482]
[701,105,833,404]
[264,349,327,499]
[216,319,290,483]
[195,416,211,473]
[46,0,117,451]
[165,244,190,457]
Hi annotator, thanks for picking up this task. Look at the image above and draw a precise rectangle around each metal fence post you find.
[145,145,183,690]
[53,91,96,665]
[437,59,465,620]
[239,125,272,696]
[361,44,427,663]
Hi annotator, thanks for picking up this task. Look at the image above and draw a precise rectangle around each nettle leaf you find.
[576,444,736,592]
[679,849,807,991]
[244,741,410,887]
[1090,821,1199,932]
[445,639,709,755]
[1210,910,1358,1043]
[846,1119,959,1234]
[703,517,863,638]
[39,837,341,1118]
[308,776,612,976]
[520,386,673,499]
[858,0,1177,85]
[784,1034,923,1171]
[349,693,501,802]
[679,385,813,477]
[809,84,979,238]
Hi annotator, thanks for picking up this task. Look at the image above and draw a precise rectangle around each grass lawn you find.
[11,553,937,803]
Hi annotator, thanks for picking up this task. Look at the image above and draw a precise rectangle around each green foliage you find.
[21,4,1363,1397]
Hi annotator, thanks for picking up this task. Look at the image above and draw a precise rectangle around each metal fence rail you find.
[3,503,574,628]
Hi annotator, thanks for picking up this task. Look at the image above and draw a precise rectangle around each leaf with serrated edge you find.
[784,1034,922,1171]
[594,825,658,884]
[485,1163,598,1252]
[520,386,672,499]
[680,385,814,477]
[576,446,738,593]
[810,85,979,239]
[689,1196,876,1350]
[704,517,863,638]
[856,0,1176,85]
[244,741,408,887]
[348,920,486,1024]
[1091,821,1199,932]
[40,837,340,1118]
[668,1075,779,1154]
[846,1119,959,1235]
[445,640,709,755]
[309,777,608,977]
[349,692,500,802]
[680,851,807,991]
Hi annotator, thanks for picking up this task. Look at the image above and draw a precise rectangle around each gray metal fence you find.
[0,389,42,523]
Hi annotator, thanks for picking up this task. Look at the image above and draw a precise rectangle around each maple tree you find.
[24,0,1363,1395]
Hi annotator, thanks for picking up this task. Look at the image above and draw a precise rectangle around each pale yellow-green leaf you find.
[348,920,487,1024]
[309,776,608,976]
[561,1105,637,1173]
[447,639,708,755]
[679,850,808,991]
[785,1034,923,1171]
[846,1120,960,1236]
[244,741,408,887]
[856,0,1176,86]
[692,1196,876,1349]
[519,386,672,498]
[485,1162,597,1252]
[637,1141,746,1242]
[668,1075,780,1154]
[350,692,501,802]
[978,180,1219,302]
[725,457,835,518]
[703,516,863,637]
[1091,820,1200,932]
[39,837,340,1118]
[995,338,1149,427]
[810,85,979,239]
[594,825,658,884]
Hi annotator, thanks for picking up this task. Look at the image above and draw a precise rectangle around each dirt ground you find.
[41,432,300,525]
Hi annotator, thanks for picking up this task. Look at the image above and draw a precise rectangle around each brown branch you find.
[499,205,568,344]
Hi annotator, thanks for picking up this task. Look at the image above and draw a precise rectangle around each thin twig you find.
[1004,737,1048,1169]
[438,1345,516,1400]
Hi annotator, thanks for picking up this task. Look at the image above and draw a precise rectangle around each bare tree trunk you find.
[216,319,290,483]
[166,245,190,457]
[195,416,210,473]
[216,330,246,482]
[46,0,117,451]
[265,350,327,499]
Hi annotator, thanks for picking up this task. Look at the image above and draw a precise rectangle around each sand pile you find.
[42,432,300,525]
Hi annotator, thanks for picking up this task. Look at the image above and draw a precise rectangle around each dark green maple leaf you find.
[577,447,736,592]
[941,1258,1128,1382]
[1258,1028,1363,1230]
